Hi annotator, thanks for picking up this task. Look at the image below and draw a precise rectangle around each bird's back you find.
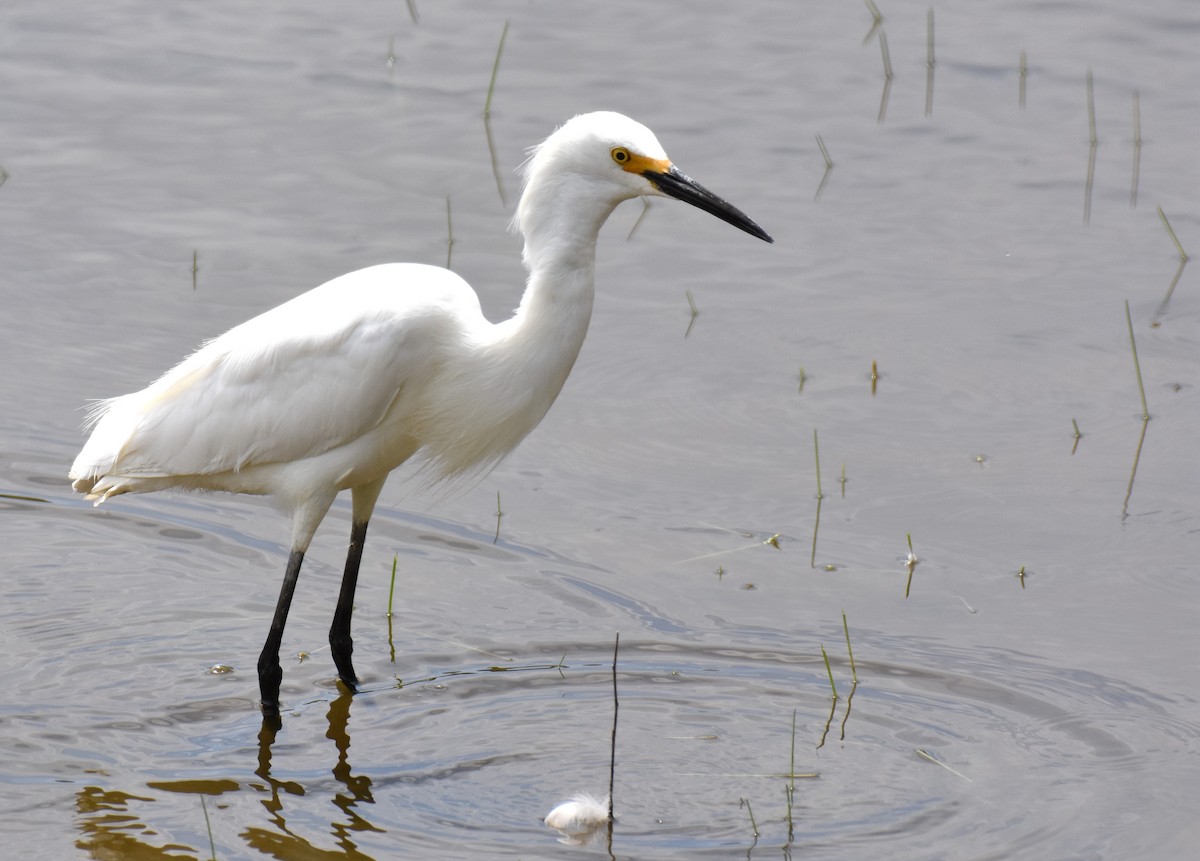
[70,263,487,502]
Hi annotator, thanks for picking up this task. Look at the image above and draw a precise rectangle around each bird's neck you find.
[490,181,622,423]
[497,243,597,411]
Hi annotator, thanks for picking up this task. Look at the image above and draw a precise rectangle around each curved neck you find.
[497,171,627,402]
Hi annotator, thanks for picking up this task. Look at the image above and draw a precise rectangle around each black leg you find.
[330,519,369,691]
[258,549,305,718]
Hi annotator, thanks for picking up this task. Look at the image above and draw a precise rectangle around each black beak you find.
[644,165,773,243]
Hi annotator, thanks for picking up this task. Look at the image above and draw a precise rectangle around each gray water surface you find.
[2,1,1198,858]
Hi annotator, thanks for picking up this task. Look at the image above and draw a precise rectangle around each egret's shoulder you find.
[316,262,476,307]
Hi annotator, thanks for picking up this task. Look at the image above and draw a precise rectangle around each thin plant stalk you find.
[811,429,823,568]
[814,134,834,200]
[683,285,698,338]
[1125,300,1149,420]
[201,796,217,860]
[1157,205,1189,309]
[878,32,893,123]
[493,491,502,544]
[626,198,652,241]
[482,20,509,118]
[904,532,917,598]
[1084,69,1097,223]
[608,632,619,825]
[387,554,398,617]
[842,611,857,684]
[820,644,838,700]
[863,0,883,45]
[739,797,759,839]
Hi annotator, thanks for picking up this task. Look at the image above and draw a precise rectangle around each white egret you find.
[69,111,772,718]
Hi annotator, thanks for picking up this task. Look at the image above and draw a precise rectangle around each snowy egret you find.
[70,111,772,717]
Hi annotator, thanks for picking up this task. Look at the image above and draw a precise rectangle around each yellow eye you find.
[610,147,631,165]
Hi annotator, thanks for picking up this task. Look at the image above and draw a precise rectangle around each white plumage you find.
[70,111,771,719]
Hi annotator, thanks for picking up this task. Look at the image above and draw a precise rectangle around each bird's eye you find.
[610,147,631,165]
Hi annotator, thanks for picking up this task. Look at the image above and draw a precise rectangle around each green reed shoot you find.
[904,532,917,598]
[201,796,217,860]
[739,797,759,839]
[863,0,883,45]
[1157,205,1189,308]
[877,32,893,123]
[483,20,509,118]
[493,490,502,544]
[1125,301,1149,420]
[842,611,857,684]
[683,286,698,337]
[820,645,838,700]
[813,429,823,500]
[387,554,398,618]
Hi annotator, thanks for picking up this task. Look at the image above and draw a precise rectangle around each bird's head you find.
[517,111,773,244]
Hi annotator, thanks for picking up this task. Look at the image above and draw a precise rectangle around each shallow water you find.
[2,0,1198,858]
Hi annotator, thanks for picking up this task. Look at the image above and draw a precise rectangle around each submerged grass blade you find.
[916,748,973,782]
